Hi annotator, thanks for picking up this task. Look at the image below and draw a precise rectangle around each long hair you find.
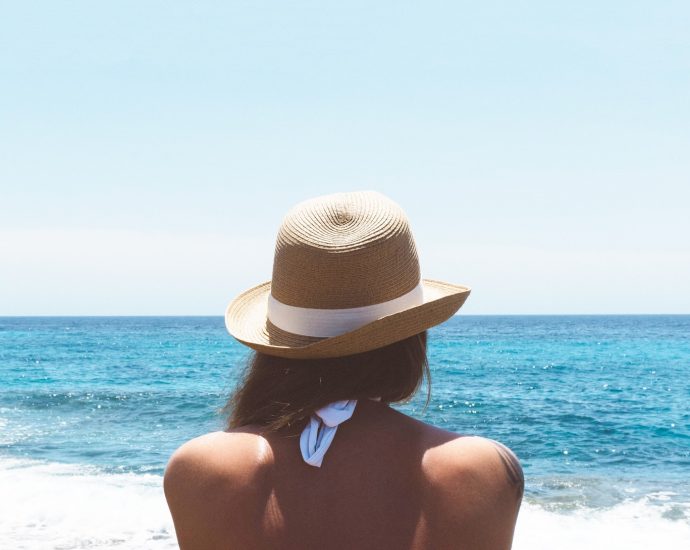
[224,331,429,433]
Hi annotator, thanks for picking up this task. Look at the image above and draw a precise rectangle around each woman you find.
[164,191,524,549]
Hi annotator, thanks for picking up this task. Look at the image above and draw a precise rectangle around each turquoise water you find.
[1,315,689,548]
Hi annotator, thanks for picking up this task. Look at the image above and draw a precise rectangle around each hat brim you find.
[225,279,470,359]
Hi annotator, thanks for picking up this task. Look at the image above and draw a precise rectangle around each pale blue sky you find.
[1,1,689,315]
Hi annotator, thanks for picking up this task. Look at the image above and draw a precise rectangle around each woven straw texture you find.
[272,191,420,308]
[225,191,471,358]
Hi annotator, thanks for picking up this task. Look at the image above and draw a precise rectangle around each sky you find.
[1,1,689,315]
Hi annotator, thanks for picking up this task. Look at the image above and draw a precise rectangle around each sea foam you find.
[0,457,176,549]
[514,499,690,549]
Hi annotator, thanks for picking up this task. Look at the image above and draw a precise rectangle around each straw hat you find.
[225,191,470,359]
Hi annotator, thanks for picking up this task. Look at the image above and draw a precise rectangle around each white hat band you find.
[267,282,425,338]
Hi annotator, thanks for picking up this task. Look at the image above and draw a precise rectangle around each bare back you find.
[164,399,524,550]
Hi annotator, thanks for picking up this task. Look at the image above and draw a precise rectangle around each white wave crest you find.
[514,499,690,549]
[0,457,176,550]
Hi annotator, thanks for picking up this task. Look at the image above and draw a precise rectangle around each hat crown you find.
[270,191,421,309]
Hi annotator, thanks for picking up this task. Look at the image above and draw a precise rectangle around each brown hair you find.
[225,331,429,433]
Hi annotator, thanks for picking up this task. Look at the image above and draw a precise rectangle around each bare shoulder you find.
[165,429,270,479]
[424,435,524,494]
[164,430,272,550]
[421,435,524,550]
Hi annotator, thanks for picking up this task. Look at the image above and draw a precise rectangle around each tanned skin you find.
[165,399,524,550]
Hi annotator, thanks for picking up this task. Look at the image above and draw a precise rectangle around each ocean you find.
[1,315,689,549]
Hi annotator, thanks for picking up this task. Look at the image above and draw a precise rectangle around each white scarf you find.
[299,400,357,467]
